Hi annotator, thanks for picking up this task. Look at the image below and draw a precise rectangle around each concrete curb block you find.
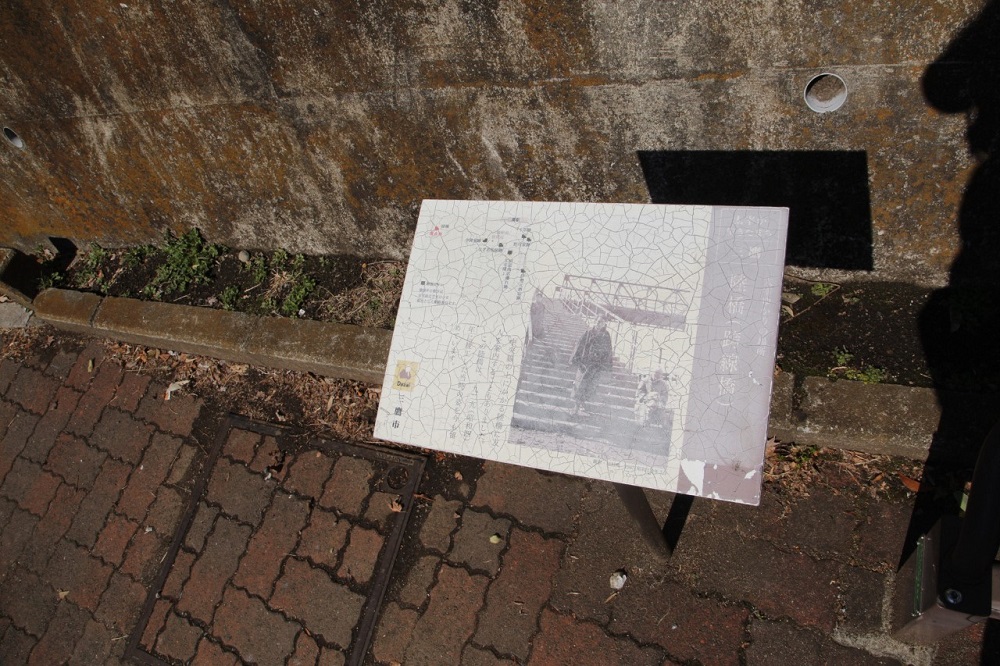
[768,372,999,460]
[26,288,999,461]
[33,288,391,385]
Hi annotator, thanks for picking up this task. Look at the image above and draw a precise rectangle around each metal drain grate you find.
[124,415,425,666]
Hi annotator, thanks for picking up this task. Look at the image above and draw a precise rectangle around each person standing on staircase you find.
[570,316,614,416]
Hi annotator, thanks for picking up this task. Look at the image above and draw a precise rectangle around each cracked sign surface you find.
[374,200,788,504]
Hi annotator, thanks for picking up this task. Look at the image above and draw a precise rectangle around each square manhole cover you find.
[124,415,425,666]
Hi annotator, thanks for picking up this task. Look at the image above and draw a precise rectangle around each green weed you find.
[793,444,820,465]
[123,244,155,268]
[147,229,220,298]
[242,254,268,285]
[844,366,889,384]
[830,347,889,384]
[832,347,854,367]
[219,285,240,311]
[280,274,316,316]
[75,244,109,292]
[259,296,278,315]
[811,282,837,298]
[38,271,63,290]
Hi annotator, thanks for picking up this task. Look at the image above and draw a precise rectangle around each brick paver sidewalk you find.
[0,332,990,664]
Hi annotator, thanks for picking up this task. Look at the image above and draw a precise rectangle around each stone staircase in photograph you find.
[512,297,672,456]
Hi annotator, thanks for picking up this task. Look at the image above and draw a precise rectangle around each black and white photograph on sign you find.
[510,276,693,464]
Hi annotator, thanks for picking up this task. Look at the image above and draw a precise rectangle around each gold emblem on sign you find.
[394,361,418,391]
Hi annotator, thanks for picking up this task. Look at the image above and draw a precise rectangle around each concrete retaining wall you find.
[0,1,985,286]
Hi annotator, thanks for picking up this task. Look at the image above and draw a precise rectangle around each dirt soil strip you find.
[124,414,425,666]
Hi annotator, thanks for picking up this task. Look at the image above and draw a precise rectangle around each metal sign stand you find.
[614,483,695,560]
[894,419,1000,643]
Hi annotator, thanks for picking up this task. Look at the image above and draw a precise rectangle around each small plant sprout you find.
[219,285,240,311]
[832,347,854,368]
[829,347,890,384]
[75,243,110,292]
[811,282,838,298]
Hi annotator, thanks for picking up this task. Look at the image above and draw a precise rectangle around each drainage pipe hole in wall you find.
[804,73,847,113]
[3,127,24,149]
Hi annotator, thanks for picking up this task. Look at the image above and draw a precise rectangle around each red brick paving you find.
[223,427,260,463]
[233,492,310,598]
[249,434,281,473]
[70,619,116,663]
[64,457,131,548]
[1,334,985,666]
[27,601,88,666]
[45,540,114,612]
[271,557,366,648]
[43,433,105,490]
[339,525,384,584]
[212,585,300,666]
[283,448,335,496]
[108,372,150,412]
[289,631,322,666]
[140,598,170,651]
[162,548,195,599]
[146,485,185,534]
[404,564,489,665]
[193,635,241,665]
[608,578,749,665]
[320,455,373,514]
[1,458,61,517]
[89,408,155,465]
[21,483,86,573]
[474,529,563,660]
[206,457,272,526]
[120,527,168,580]
[372,602,419,664]
[177,516,251,623]
[94,571,147,632]
[298,507,350,568]
[5,366,59,415]
[116,431,181,521]
[93,512,140,566]
[530,608,664,666]
[155,611,203,663]
[21,387,81,463]
[0,566,59,637]
[137,384,202,436]
[0,509,39,576]
[0,358,19,394]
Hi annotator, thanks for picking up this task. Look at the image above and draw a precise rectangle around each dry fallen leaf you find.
[57,589,70,600]
[389,497,404,512]
[898,472,922,493]
[164,380,189,401]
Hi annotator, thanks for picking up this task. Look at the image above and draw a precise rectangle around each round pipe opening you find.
[803,73,848,113]
[3,127,24,149]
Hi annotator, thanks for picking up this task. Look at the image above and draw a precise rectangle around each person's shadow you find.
[904,2,1000,659]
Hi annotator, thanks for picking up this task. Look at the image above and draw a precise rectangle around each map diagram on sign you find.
[373,200,789,505]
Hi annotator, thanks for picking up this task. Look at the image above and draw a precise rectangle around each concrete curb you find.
[31,288,391,385]
[23,288,999,461]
